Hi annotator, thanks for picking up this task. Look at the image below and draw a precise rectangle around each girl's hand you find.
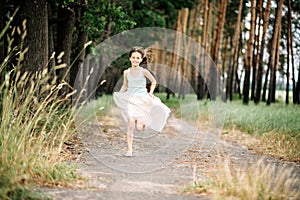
[148,93,154,98]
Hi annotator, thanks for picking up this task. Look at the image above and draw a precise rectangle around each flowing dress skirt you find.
[113,92,171,132]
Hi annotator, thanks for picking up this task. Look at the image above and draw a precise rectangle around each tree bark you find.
[227,0,243,101]
[262,57,270,102]
[212,0,227,66]
[286,0,298,104]
[197,0,209,100]
[271,26,281,102]
[56,5,75,94]
[286,0,292,104]
[71,2,88,88]
[251,0,263,100]
[48,3,56,82]
[168,9,182,98]
[296,64,300,104]
[179,8,189,100]
[267,0,284,105]
[222,34,228,84]
[208,0,227,100]
[17,0,48,72]
[243,0,256,105]
[254,0,271,104]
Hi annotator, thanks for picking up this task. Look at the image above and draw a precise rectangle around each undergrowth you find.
[0,14,78,200]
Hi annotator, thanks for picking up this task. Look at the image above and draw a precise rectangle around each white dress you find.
[113,67,171,132]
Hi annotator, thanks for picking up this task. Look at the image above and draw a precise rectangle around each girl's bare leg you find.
[125,118,134,157]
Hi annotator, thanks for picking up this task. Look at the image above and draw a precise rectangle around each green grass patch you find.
[224,101,300,137]
[79,94,113,119]
[155,93,210,123]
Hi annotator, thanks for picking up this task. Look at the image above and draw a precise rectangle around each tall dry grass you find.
[0,14,77,199]
[184,157,300,199]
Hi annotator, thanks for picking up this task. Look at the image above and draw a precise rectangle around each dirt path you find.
[42,111,300,200]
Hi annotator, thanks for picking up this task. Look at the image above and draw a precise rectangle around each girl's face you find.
[129,52,143,67]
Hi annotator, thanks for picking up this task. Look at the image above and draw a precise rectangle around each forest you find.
[0,0,300,199]
[1,0,300,105]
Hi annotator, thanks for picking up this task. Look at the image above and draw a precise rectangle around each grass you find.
[0,19,78,199]
[182,157,300,199]
[0,68,78,200]
[223,100,300,162]
[78,94,113,119]
[86,90,300,199]
[224,101,300,137]
[155,93,210,123]
[155,93,299,199]
[156,93,300,162]
[91,92,299,161]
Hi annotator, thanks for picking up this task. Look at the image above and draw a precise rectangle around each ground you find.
[41,110,300,200]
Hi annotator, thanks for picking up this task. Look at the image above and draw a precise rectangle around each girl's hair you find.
[129,46,145,59]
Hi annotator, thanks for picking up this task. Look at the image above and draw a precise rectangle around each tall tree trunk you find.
[286,1,299,104]
[271,27,281,102]
[296,64,300,104]
[56,5,75,94]
[243,0,256,105]
[286,31,290,104]
[168,9,182,99]
[267,0,283,105]
[209,0,227,100]
[251,0,263,101]
[227,0,243,101]
[212,0,227,66]
[71,1,88,88]
[17,0,48,72]
[48,3,56,82]
[179,8,189,100]
[188,2,201,91]
[286,0,292,104]
[197,0,209,100]
[262,57,270,102]
[222,34,228,84]
[254,0,271,104]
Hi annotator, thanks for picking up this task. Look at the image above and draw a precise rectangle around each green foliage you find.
[114,0,196,28]
[225,0,249,36]
[81,0,136,43]
[132,9,166,27]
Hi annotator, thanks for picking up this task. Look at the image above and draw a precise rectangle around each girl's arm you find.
[143,69,157,96]
[119,70,128,92]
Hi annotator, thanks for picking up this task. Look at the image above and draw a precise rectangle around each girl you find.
[113,46,171,157]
